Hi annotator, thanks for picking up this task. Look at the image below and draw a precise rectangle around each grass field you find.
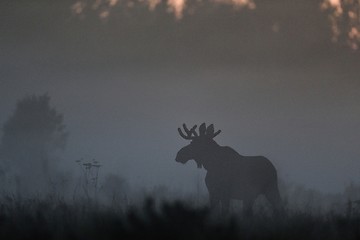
[0,196,359,240]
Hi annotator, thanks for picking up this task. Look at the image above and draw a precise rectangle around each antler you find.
[206,124,221,138]
[199,123,207,136]
[178,124,198,140]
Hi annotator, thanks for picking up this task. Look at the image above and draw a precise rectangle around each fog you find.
[1,0,360,200]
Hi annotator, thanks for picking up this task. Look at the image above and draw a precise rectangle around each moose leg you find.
[209,194,220,211]
[265,187,284,216]
[220,198,230,217]
[243,198,254,217]
[206,176,221,212]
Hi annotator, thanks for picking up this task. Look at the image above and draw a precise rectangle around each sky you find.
[1,0,360,194]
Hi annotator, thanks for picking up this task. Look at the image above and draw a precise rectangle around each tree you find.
[1,94,68,195]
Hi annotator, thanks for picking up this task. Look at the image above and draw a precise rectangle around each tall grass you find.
[0,195,359,240]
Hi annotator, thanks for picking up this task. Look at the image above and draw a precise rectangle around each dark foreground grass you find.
[0,197,359,240]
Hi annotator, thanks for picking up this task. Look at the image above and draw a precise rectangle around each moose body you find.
[176,123,282,215]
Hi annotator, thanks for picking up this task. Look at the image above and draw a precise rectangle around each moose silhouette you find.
[176,123,283,216]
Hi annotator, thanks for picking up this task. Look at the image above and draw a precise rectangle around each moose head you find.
[175,123,221,169]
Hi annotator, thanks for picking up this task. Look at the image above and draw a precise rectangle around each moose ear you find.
[199,123,206,136]
[206,124,214,136]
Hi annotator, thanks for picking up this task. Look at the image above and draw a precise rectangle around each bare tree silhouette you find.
[176,123,283,216]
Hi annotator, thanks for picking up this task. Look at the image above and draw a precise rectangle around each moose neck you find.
[194,141,223,171]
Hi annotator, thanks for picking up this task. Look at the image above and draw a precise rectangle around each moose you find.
[175,123,283,216]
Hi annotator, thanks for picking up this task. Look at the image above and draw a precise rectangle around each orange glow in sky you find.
[167,0,186,19]
[71,0,256,20]
[71,0,360,50]
[321,0,360,50]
